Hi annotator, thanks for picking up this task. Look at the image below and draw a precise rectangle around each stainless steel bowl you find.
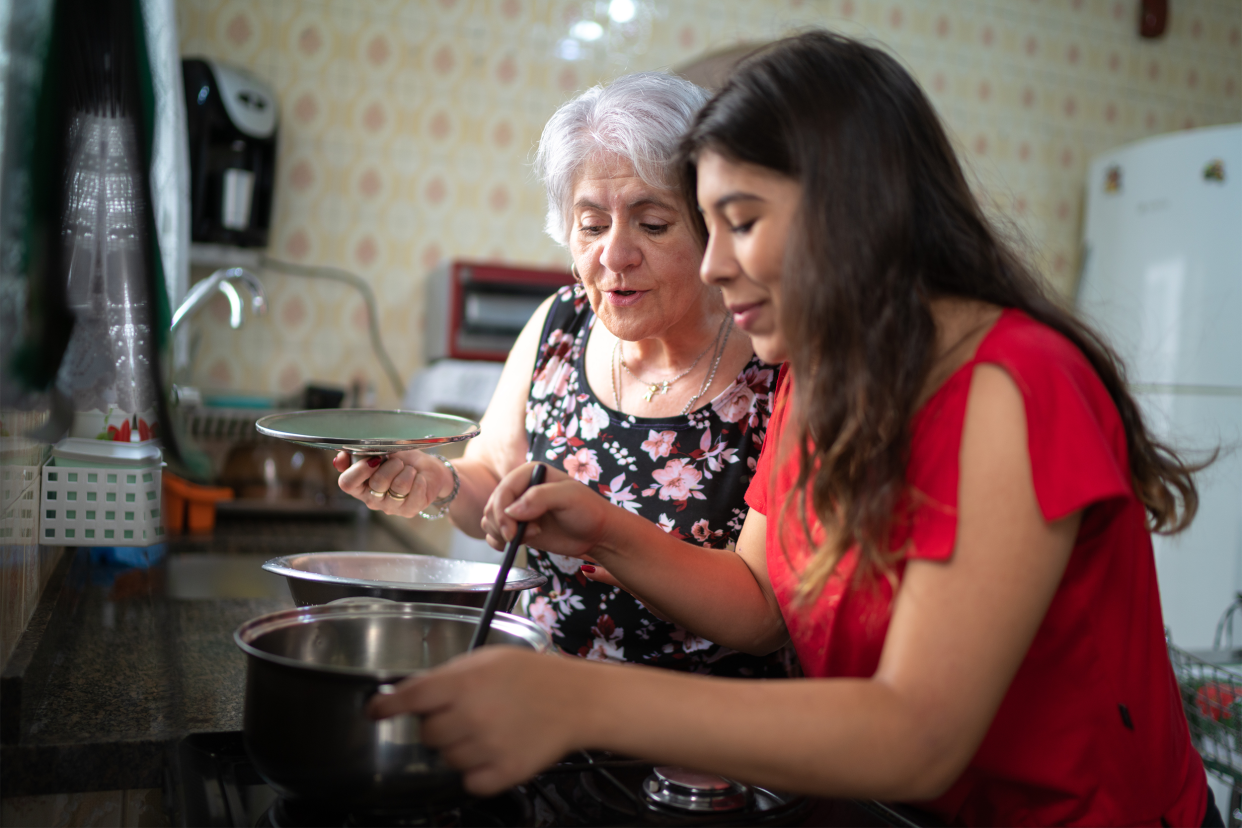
[235,600,552,809]
[261,551,547,609]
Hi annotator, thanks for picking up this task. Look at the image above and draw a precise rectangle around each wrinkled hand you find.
[367,648,583,795]
[481,462,610,558]
[333,450,452,517]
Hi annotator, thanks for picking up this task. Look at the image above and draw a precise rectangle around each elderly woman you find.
[335,72,790,678]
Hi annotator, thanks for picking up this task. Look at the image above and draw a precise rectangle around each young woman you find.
[369,32,1216,826]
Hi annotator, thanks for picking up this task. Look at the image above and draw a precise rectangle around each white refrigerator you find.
[1076,123,1242,652]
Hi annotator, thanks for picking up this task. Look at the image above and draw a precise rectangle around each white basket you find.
[40,463,165,546]
[0,466,39,543]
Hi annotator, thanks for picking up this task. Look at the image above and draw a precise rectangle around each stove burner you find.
[254,794,459,828]
[642,767,752,814]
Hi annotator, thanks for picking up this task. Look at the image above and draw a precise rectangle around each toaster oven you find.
[424,261,575,362]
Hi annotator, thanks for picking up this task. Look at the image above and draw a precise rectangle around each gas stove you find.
[166,732,931,827]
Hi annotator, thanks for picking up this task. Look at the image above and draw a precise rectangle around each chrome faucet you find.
[170,267,268,331]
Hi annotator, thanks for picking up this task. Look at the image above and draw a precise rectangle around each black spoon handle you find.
[469,463,548,651]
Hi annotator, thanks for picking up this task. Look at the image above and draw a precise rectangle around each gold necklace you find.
[611,315,730,412]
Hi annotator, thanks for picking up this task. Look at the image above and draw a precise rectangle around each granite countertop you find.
[0,510,427,796]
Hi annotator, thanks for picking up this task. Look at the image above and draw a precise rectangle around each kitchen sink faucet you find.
[170,267,268,331]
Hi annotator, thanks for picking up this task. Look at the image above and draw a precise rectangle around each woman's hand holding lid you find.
[333,449,455,517]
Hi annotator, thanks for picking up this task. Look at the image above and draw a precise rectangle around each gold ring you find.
[369,489,387,499]
[388,491,408,501]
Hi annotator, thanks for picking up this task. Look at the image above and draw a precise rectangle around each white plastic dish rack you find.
[39,438,165,547]
[1,474,38,542]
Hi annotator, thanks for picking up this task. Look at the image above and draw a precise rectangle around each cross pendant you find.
[642,382,670,402]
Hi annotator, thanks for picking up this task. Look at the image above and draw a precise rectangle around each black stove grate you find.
[166,731,928,828]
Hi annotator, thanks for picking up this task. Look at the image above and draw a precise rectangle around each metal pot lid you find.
[254,409,480,455]
[234,600,553,679]
[261,551,547,593]
[643,766,752,813]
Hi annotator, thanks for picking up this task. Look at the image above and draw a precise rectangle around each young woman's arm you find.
[481,462,789,654]
[335,294,555,536]
[372,365,1081,801]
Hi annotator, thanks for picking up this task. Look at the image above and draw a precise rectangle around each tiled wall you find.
[177,0,1242,407]
[0,409,60,670]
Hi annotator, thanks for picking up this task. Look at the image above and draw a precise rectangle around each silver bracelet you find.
[417,454,460,520]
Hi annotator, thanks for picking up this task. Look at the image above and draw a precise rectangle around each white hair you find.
[534,72,709,247]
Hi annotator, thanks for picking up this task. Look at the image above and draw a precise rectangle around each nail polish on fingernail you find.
[368,457,382,467]
[580,564,596,574]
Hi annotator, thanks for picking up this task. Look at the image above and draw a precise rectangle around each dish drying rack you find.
[176,403,361,517]
[179,405,274,480]
[1169,594,1242,826]
[1171,644,1242,784]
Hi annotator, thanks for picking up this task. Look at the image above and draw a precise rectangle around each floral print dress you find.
[523,286,795,678]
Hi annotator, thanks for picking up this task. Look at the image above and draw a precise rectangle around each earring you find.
[570,262,582,282]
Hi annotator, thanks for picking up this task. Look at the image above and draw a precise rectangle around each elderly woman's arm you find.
[335,294,556,536]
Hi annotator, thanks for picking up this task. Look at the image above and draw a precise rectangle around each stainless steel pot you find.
[261,551,547,609]
[234,600,552,809]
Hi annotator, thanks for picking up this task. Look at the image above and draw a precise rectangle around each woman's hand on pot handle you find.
[481,461,611,558]
[367,648,583,796]
[334,450,454,517]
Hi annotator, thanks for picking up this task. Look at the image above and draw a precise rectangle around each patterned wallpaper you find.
[177,0,1241,407]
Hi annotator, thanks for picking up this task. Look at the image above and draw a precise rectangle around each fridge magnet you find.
[1204,159,1226,183]
[1104,165,1123,193]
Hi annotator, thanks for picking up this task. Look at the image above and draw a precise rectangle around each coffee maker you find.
[182,58,277,248]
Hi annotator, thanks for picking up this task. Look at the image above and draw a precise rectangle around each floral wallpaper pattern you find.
[176,0,1242,406]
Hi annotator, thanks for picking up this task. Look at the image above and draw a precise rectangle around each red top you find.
[746,310,1207,827]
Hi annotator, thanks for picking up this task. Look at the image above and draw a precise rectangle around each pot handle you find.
[372,684,423,749]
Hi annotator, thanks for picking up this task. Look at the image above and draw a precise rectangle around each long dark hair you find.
[679,31,1203,598]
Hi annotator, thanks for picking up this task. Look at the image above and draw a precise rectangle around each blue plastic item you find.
[90,544,167,569]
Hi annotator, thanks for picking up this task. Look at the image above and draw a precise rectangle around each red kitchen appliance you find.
[424,261,575,362]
